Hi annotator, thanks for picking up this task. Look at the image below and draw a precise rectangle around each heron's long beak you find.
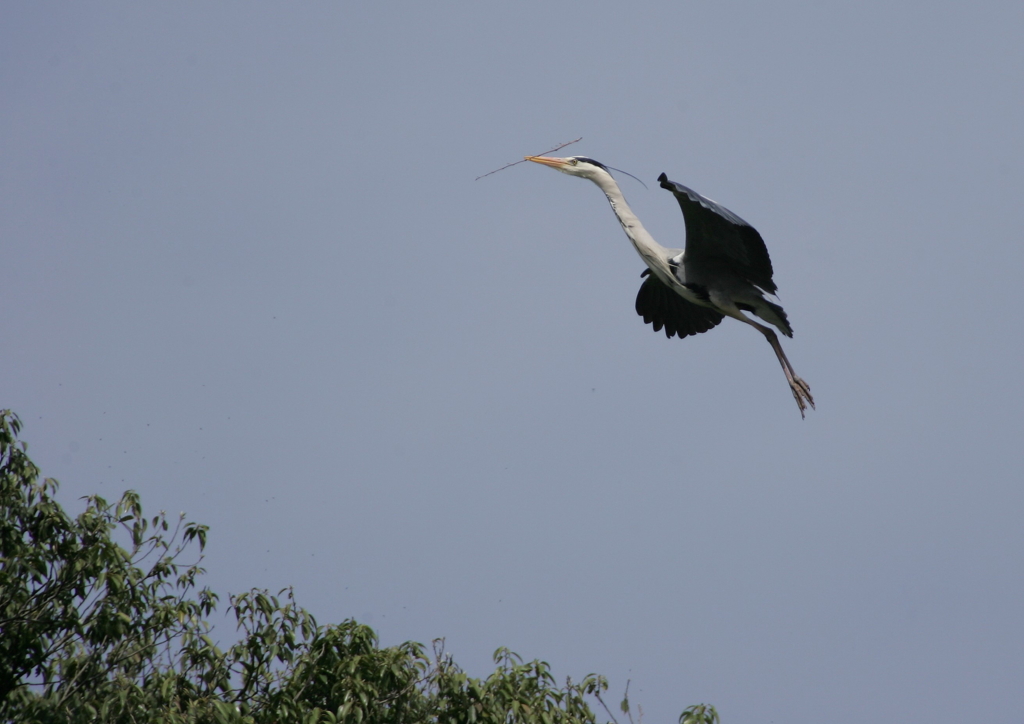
[524,155,567,168]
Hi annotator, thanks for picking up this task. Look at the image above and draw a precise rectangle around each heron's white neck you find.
[589,172,672,274]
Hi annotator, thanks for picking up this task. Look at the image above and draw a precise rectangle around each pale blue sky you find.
[3,2,1023,721]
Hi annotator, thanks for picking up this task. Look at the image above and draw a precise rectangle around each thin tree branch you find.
[474,137,582,180]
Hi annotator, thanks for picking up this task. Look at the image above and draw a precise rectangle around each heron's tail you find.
[756,299,794,338]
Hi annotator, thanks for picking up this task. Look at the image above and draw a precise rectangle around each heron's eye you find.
[568,158,578,166]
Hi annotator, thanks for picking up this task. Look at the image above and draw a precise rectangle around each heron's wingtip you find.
[657,172,669,184]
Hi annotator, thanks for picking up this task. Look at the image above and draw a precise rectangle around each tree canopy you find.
[1,409,718,724]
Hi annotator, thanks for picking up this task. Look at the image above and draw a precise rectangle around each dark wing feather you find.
[657,173,777,294]
[635,270,724,339]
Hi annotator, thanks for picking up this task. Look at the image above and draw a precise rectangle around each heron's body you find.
[526,155,814,417]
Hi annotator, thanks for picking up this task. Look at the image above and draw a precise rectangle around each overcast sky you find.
[3,2,1023,721]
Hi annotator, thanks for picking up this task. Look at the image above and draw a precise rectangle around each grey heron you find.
[525,155,814,417]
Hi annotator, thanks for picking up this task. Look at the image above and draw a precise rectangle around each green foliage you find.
[679,704,720,724]
[1,410,716,723]
[1,410,216,722]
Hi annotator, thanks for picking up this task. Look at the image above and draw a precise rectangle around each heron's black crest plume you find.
[574,157,608,170]
[606,164,647,190]
[577,157,648,190]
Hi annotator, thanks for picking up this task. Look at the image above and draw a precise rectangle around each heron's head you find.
[524,155,612,180]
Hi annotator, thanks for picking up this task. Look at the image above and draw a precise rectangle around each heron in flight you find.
[525,155,814,417]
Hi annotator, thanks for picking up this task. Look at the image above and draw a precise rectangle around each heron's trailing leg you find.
[734,317,814,418]
[760,325,814,418]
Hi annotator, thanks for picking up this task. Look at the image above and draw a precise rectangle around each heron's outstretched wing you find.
[657,173,777,294]
[635,269,724,339]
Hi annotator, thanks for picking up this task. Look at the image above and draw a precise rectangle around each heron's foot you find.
[789,376,815,419]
